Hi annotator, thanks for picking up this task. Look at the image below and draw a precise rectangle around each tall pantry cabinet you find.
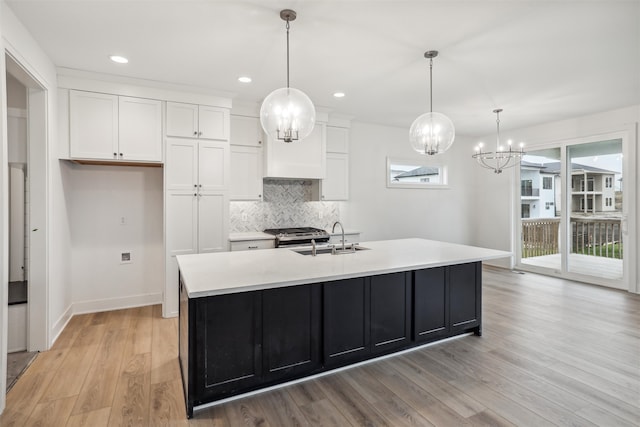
[165,103,231,317]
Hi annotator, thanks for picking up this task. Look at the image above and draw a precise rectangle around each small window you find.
[543,177,552,190]
[387,158,448,189]
[545,202,553,210]
[521,204,530,218]
[605,176,613,188]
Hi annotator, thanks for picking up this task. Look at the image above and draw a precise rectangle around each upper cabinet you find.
[263,122,326,179]
[69,90,162,162]
[230,115,262,147]
[321,126,350,201]
[230,115,263,201]
[166,102,229,141]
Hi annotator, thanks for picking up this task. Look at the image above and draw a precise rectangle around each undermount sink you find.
[292,245,370,256]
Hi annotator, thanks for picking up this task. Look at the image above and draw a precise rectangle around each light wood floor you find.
[2,267,639,426]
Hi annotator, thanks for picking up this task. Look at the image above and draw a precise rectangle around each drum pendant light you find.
[260,9,316,143]
[409,51,455,155]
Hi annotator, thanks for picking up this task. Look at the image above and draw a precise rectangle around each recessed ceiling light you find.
[109,55,129,64]
[238,76,252,83]
[333,92,345,98]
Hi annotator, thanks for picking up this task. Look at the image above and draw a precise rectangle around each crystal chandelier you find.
[260,9,316,143]
[409,50,455,155]
[472,109,525,173]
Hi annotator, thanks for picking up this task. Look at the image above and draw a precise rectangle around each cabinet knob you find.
[258,140,262,145]
[194,193,197,196]
[198,131,203,137]
[258,194,262,198]
[199,184,202,187]
[113,152,117,158]
[194,184,197,188]
[119,153,123,157]
[193,131,198,136]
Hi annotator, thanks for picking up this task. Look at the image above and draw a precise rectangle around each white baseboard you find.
[50,304,73,347]
[72,292,163,316]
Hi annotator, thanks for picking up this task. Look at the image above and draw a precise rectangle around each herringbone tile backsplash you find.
[230,179,339,232]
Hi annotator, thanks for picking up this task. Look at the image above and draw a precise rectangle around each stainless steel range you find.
[264,227,330,247]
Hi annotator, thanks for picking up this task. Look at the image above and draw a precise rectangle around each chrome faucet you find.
[311,239,316,257]
[332,221,346,251]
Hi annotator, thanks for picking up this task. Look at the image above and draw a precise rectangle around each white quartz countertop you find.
[178,238,510,298]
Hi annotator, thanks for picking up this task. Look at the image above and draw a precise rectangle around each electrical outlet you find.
[120,251,132,264]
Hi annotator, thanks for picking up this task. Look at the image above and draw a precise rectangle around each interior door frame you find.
[514,126,637,293]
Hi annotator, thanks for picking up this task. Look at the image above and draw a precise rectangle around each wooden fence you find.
[522,218,560,258]
[522,217,623,259]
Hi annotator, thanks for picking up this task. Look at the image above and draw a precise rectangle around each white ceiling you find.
[5,0,640,136]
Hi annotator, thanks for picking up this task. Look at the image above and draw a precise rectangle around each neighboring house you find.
[392,166,441,183]
[520,161,618,218]
[520,162,558,218]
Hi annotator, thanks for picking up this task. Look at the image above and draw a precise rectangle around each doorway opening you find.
[4,53,48,391]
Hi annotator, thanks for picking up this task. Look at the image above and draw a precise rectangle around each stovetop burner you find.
[264,227,330,247]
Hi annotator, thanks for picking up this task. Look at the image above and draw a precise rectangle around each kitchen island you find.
[177,238,509,417]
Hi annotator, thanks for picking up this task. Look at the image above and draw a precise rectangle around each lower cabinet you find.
[450,262,482,335]
[414,267,448,342]
[323,277,370,366]
[370,272,411,354]
[263,284,322,381]
[195,291,262,403]
[180,262,482,417]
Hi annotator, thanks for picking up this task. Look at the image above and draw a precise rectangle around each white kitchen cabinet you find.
[230,146,263,201]
[166,139,229,191]
[70,91,118,160]
[321,152,349,201]
[69,90,162,162]
[166,102,229,140]
[263,122,326,179]
[231,115,262,147]
[321,125,350,200]
[165,137,230,316]
[326,126,349,153]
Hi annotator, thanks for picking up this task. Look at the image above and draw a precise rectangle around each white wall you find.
[343,121,475,244]
[66,163,163,313]
[472,105,639,292]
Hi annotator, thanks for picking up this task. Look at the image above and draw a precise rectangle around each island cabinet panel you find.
[414,267,448,342]
[195,291,262,403]
[370,272,412,354]
[449,262,482,335]
[323,277,371,367]
[262,284,322,382]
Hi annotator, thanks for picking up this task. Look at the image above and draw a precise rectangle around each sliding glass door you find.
[517,136,630,289]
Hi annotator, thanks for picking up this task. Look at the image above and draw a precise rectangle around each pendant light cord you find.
[429,57,433,113]
[495,110,501,150]
[286,19,290,88]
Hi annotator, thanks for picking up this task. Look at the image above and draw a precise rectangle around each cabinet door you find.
[231,115,262,147]
[195,292,262,399]
[118,96,162,161]
[370,272,411,354]
[166,102,199,138]
[326,126,349,153]
[263,123,326,179]
[197,192,229,253]
[321,152,349,200]
[323,277,370,367]
[166,192,198,257]
[414,267,448,342]
[199,106,229,140]
[198,141,229,191]
[263,284,321,382]
[69,90,118,160]
[230,146,263,201]
[166,140,198,191]
[449,262,481,334]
